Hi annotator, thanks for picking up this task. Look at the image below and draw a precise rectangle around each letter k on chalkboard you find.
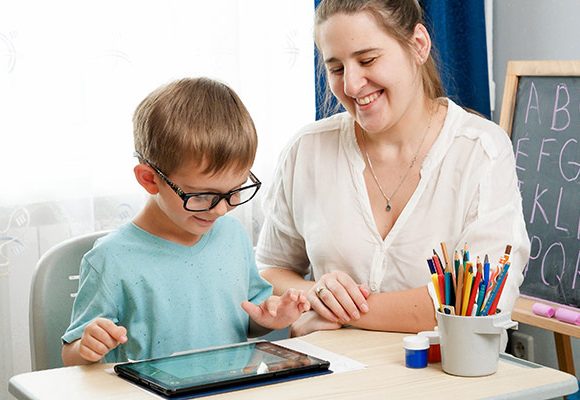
[500,61,579,309]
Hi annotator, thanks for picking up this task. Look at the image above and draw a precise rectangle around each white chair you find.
[29,231,109,370]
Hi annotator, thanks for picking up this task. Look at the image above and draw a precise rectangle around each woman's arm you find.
[263,267,436,334]
[260,267,314,294]
[291,286,437,336]
[348,286,436,333]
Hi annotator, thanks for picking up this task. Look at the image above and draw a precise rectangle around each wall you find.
[492,0,580,378]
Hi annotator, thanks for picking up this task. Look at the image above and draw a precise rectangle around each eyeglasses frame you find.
[134,152,261,212]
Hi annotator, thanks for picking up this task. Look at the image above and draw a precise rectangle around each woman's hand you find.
[309,271,370,324]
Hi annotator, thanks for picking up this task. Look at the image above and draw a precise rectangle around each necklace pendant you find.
[385,202,392,212]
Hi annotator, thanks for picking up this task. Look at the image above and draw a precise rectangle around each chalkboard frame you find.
[500,60,580,307]
[499,60,580,136]
[499,61,579,376]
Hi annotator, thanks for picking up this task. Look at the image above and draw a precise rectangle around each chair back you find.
[29,231,109,370]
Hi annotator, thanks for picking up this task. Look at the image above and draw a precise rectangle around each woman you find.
[256,0,530,335]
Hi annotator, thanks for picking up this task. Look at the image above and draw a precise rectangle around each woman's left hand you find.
[309,271,370,324]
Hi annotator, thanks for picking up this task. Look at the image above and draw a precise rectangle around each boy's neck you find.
[133,199,203,247]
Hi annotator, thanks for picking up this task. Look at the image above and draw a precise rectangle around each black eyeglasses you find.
[134,152,261,212]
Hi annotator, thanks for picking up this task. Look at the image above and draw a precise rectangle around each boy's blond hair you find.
[133,77,257,175]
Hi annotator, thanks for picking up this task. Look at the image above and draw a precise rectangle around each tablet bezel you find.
[114,340,330,397]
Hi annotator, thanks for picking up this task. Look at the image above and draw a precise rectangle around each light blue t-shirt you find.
[62,216,272,363]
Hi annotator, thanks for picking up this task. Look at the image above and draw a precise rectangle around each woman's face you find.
[317,11,424,134]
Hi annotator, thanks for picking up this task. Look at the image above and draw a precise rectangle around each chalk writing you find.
[512,76,579,307]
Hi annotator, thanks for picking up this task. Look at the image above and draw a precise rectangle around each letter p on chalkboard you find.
[500,60,580,309]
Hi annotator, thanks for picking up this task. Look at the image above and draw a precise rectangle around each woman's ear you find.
[412,23,432,65]
[134,164,160,195]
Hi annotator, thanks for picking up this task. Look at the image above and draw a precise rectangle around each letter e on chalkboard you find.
[500,61,580,308]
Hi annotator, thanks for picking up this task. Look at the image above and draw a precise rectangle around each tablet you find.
[114,340,331,398]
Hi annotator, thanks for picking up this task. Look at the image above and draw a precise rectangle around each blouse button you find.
[370,284,377,292]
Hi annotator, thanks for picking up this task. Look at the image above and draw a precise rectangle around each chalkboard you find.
[500,61,580,308]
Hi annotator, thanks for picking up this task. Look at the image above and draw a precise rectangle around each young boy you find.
[61,78,309,365]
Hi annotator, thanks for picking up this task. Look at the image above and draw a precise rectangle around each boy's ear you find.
[134,164,160,195]
[412,23,431,65]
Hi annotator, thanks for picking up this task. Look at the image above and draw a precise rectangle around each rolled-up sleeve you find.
[256,140,311,277]
[459,139,530,314]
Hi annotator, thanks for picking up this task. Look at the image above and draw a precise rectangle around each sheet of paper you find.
[274,337,367,374]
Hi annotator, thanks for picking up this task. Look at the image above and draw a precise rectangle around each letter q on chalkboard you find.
[500,61,579,308]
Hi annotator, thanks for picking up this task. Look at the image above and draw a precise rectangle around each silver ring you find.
[315,286,327,299]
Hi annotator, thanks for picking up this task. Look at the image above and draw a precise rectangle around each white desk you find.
[9,329,579,400]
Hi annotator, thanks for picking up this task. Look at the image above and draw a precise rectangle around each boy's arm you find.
[62,339,93,366]
[243,289,310,337]
[62,317,128,366]
[247,319,273,338]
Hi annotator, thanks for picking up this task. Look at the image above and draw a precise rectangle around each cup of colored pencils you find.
[426,242,512,317]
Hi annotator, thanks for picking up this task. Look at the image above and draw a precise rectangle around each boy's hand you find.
[242,288,310,331]
[290,310,342,338]
[79,318,128,362]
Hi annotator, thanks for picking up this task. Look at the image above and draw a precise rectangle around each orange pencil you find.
[499,244,512,266]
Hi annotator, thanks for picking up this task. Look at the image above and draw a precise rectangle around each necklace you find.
[360,107,434,212]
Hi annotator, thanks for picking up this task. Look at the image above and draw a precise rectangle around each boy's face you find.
[153,161,251,242]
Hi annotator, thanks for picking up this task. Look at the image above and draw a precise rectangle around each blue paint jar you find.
[403,335,429,368]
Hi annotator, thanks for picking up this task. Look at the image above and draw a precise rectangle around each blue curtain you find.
[421,0,491,118]
[314,0,342,120]
[314,0,491,119]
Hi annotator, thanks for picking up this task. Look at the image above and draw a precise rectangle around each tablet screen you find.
[114,340,330,396]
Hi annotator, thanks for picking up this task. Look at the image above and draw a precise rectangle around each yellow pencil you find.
[455,264,464,313]
[461,263,474,316]
[431,273,442,309]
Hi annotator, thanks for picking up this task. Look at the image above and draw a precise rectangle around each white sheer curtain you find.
[0,1,314,397]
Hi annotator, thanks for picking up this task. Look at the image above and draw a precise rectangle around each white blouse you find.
[256,99,530,315]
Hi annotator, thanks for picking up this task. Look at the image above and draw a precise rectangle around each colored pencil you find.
[475,281,487,316]
[455,264,464,313]
[444,271,453,306]
[431,273,442,308]
[461,263,474,316]
[440,242,451,272]
[427,258,436,275]
[483,254,490,295]
[488,263,511,315]
[432,252,443,275]
[466,263,482,316]
[438,273,446,305]
[481,263,511,316]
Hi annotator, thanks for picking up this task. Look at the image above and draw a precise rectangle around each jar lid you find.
[418,330,440,345]
[403,335,429,350]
